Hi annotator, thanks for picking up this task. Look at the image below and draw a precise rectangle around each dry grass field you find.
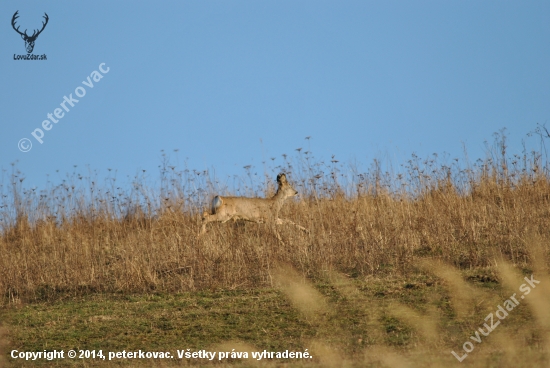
[1,132,549,367]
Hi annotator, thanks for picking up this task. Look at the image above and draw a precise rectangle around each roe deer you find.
[199,173,307,238]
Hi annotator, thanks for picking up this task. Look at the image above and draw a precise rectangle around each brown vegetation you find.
[1,131,550,366]
[0,131,549,305]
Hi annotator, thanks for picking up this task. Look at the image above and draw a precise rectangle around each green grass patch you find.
[1,270,548,367]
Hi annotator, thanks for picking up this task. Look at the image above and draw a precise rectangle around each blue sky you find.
[2,1,550,189]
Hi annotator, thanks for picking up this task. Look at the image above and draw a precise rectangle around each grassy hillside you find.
[1,131,549,366]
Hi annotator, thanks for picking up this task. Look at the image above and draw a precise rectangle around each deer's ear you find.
[277,173,287,183]
[21,34,25,40]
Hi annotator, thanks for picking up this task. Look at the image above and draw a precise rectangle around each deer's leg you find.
[198,212,209,236]
[199,212,233,236]
[270,222,285,246]
[276,218,309,233]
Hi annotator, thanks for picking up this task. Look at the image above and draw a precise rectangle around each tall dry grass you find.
[0,130,549,304]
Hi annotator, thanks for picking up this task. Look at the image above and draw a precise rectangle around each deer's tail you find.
[211,196,223,214]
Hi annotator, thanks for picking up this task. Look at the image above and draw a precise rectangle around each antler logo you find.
[11,10,49,54]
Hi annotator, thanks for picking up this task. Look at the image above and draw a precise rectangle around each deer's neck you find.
[270,190,288,213]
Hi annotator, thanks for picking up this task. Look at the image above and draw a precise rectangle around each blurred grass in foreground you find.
[0,129,549,366]
[1,260,548,367]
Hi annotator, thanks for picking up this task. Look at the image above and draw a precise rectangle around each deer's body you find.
[199,173,307,236]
